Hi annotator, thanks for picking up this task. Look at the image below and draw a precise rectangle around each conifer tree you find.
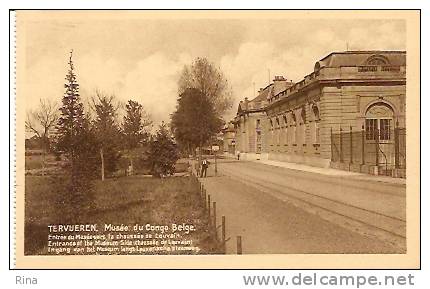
[54,50,98,217]
[55,50,97,178]
[147,123,179,178]
[56,50,85,172]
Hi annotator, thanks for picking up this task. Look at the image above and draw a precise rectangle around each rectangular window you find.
[366,119,391,141]
[366,119,378,140]
[380,119,391,140]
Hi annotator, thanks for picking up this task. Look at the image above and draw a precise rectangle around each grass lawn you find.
[25,174,218,255]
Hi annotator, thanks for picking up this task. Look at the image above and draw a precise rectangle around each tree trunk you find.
[41,138,46,176]
[198,142,202,176]
[41,149,46,177]
[129,155,134,175]
[100,148,105,181]
[41,132,46,177]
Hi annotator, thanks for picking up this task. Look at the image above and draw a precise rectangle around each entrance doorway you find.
[364,102,395,170]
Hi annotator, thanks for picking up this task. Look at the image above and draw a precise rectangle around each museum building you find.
[231,51,406,176]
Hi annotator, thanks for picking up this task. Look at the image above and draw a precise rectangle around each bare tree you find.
[25,98,59,175]
[178,57,233,115]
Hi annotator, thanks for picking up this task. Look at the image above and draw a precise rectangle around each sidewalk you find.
[222,153,406,185]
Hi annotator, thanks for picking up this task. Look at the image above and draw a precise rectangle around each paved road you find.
[199,159,405,254]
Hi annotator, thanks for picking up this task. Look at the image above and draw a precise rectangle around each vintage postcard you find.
[12,10,420,269]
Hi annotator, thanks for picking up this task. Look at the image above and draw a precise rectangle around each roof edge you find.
[319,50,406,62]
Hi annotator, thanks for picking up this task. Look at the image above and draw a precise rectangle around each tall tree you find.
[55,50,87,175]
[171,88,224,156]
[122,100,152,173]
[25,98,58,175]
[92,92,121,181]
[54,50,98,217]
[147,122,179,178]
[178,57,233,115]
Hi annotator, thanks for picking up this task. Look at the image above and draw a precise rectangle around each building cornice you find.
[265,76,406,111]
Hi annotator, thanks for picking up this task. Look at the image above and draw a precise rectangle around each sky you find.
[20,12,406,126]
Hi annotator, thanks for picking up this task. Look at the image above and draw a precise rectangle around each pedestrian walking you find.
[200,158,210,177]
[237,150,241,160]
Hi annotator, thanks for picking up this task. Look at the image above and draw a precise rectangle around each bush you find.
[147,123,180,178]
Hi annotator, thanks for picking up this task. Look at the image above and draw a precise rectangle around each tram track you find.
[219,165,406,250]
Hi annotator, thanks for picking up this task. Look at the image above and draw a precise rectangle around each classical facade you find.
[233,76,294,160]
[229,51,406,176]
[265,51,406,174]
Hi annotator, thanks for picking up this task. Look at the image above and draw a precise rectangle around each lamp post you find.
[215,150,217,176]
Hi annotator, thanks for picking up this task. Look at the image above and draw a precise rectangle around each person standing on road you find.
[237,150,241,160]
[201,158,209,177]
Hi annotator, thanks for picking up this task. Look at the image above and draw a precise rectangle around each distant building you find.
[228,51,406,177]
[233,76,294,160]
[221,122,236,155]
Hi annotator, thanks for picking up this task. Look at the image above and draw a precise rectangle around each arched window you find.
[275,117,280,145]
[301,107,307,124]
[312,105,320,144]
[365,55,390,66]
[269,118,274,148]
[291,112,297,144]
[300,107,306,145]
[312,105,320,121]
[365,103,394,141]
[283,115,288,145]
[256,119,262,153]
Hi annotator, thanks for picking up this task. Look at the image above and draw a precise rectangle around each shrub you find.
[147,123,180,178]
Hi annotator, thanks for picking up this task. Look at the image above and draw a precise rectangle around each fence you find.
[190,172,242,254]
[330,126,406,176]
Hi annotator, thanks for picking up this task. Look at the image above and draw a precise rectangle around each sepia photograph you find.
[13,10,420,269]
